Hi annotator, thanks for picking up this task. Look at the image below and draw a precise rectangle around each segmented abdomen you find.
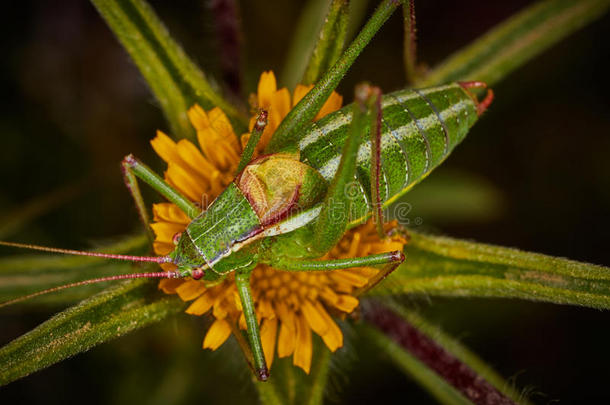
[297,83,479,223]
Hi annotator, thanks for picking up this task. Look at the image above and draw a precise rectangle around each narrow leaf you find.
[90,0,247,139]
[281,0,332,90]
[364,300,531,404]
[302,0,350,85]
[0,278,185,385]
[419,0,610,87]
[359,322,474,405]
[376,230,610,309]
[267,0,402,152]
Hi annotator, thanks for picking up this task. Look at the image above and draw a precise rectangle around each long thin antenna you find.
[0,271,182,308]
[0,241,173,264]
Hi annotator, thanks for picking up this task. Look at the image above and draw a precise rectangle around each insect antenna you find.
[0,240,173,264]
[0,271,183,308]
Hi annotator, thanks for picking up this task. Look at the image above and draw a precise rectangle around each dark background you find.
[1,0,609,403]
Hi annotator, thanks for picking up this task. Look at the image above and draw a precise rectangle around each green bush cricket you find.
[0,80,493,381]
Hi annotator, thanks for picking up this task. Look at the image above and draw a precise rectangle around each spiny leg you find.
[310,84,379,256]
[367,85,386,239]
[270,250,404,272]
[235,269,269,381]
[122,154,200,220]
[121,161,154,242]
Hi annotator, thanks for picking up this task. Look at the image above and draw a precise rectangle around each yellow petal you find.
[301,300,329,336]
[185,291,214,315]
[166,162,206,202]
[257,71,277,108]
[293,314,312,374]
[158,278,183,294]
[187,104,211,131]
[277,319,296,358]
[334,294,359,313]
[270,87,291,125]
[152,203,190,224]
[150,130,180,164]
[292,84,313,107]
[261,318,278,368]
[175,280,206,301]
[331,270,369,287]
[315,91,343,121]
[150,221,185,245]
[315,301,343,351]
[176,139,217,179]
[203,319,232,350]
[153,241,175,256]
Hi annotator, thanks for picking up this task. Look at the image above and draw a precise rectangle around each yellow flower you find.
[150,71,407,374]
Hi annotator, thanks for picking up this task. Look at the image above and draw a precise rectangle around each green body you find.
[171,83,479,276]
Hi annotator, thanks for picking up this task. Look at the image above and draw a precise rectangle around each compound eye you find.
[191,268,205,280]
[172,232,182,245]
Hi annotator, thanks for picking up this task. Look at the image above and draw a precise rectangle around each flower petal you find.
[315,92,343,121]
[315,301,343,351]
[261,317,278,367]
[293,314,312,373]
[150,130,180,164]
[186,291,214,315]
[203,319,232,350]
[257,71,277,108]
[301,300,329,336]
[175,280,206,301]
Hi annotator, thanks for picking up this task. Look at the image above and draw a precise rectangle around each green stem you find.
[304,347,332,405]
[267,0,402,152]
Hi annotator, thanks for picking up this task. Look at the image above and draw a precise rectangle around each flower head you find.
[151,71,407,373]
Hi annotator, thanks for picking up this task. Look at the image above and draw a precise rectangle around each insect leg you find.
[270,250,404,272]
[122,154,200,219]
[235,269,269,381]
[310,84,377,256]
[121,160,154,242]
[367,86,386,239]
[235,109,268,174]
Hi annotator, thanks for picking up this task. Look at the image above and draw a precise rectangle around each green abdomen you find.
[297,83,479,222]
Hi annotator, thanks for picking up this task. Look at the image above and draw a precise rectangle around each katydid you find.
[0,81,493,381]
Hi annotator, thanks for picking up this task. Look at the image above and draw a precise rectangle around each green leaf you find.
[359,322,474,405]
[90,0,247,139]
[377,230,610,309]
[302,0,350,86]
[282,0,332,90]
[267,0,403,152]
[419,0,610,87]
[0,278,185,386]
[372,301,531,404]
[0,235,148,306]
